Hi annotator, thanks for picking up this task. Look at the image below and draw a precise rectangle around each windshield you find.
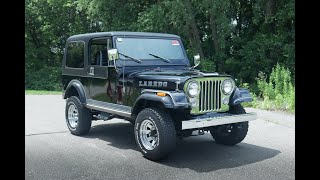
[115,37,185,60]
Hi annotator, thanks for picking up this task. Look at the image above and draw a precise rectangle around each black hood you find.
[126,68,231,91]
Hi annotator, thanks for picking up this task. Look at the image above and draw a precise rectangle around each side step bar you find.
[86,99,132,118]
[181,112,257,130]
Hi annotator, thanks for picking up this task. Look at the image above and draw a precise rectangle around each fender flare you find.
[229,87,253,105]
[63,80,87,104]
[133,93,174,108]
[131,91,190,116]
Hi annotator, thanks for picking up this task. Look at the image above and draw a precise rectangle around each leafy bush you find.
[200,57,216,72]
[244,63,295,112]
[25,66,62,91]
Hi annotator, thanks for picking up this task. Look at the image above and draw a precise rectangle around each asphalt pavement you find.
[25,95,295,180]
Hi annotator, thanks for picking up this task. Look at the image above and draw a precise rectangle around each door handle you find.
[88,67,94,76]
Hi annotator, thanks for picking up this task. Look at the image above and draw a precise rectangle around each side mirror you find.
[107,49,119,61]
[192,54,200,68]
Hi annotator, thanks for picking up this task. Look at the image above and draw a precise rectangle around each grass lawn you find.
[25,90,62,95]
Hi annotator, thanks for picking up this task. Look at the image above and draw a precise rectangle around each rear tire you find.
[134,108,176,161]
[65,96,92,136]
[210,104,248,145]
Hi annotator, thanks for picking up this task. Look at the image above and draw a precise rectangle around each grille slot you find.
[198,80,222,112]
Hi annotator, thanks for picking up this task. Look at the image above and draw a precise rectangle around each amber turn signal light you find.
[156,92,167,97]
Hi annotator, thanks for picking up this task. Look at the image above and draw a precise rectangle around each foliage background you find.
[25,0,295,111]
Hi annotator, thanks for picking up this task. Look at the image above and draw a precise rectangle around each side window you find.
[66,41,85,68]
[89,38,112,66]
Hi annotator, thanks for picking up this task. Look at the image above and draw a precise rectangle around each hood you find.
[127,68,231,91]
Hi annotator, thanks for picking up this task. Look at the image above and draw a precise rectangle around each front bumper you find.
[181,112,257,130]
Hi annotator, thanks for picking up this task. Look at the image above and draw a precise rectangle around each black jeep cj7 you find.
[62,31,257,161]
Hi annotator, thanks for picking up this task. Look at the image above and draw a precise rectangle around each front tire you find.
[134,108,176,161]
[65,96,92,136]
[210,104,248,145]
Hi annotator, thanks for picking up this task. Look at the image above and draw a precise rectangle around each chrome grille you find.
[199,80,222,112]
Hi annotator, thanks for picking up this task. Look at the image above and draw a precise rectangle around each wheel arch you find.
[63,80,87,104]
[131,93,174,120]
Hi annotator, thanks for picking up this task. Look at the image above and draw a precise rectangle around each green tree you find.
[26,0,295,94]
[25,0,98,90]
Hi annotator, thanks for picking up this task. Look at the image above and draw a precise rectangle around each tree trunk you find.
[209,13,224,71]
[184,0,204,59]
[209,14,220,55]
[187,29,195,50]
[265,0,276,18]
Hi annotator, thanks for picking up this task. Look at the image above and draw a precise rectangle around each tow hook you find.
[198,129,205,135]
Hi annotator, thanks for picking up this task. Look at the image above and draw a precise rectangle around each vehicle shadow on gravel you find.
[86,121,281,172]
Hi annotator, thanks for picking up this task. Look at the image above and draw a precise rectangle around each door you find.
[87,37,115,102]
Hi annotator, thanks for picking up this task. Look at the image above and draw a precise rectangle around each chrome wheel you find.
[139,119,159,150]
[67,103,79,128]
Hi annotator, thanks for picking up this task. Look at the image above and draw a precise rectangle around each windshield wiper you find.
[119,52,142,63]
[148,53,171,63]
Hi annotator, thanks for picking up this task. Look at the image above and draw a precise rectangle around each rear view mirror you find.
[107,49,119,61]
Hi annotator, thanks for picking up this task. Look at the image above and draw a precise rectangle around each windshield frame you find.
[112,35,190,67]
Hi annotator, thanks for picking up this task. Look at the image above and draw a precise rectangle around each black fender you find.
[229,88,253,106]
[63,80,87,104]
[132,91,190,115]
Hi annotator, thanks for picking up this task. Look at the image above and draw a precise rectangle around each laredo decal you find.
[139,81,168,87]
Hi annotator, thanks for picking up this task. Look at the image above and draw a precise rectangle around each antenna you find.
[123,58,125,93]
[122,35,126,94]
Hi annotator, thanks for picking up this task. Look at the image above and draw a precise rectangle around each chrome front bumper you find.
[181,112,257,130]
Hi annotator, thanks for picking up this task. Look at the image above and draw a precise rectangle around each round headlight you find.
[187,81,199,97]
[222,79,234,95]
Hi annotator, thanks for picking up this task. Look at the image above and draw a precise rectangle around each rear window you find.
[66,41,85,68]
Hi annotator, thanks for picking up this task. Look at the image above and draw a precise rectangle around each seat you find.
[101,51,108,66]
[95,51,103,66]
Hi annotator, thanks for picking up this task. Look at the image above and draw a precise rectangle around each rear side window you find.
[66,41,85,68]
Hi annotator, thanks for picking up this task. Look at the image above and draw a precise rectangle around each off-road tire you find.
[134,108,176,161]
[65,96,92,135]
[210,104,248,145]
